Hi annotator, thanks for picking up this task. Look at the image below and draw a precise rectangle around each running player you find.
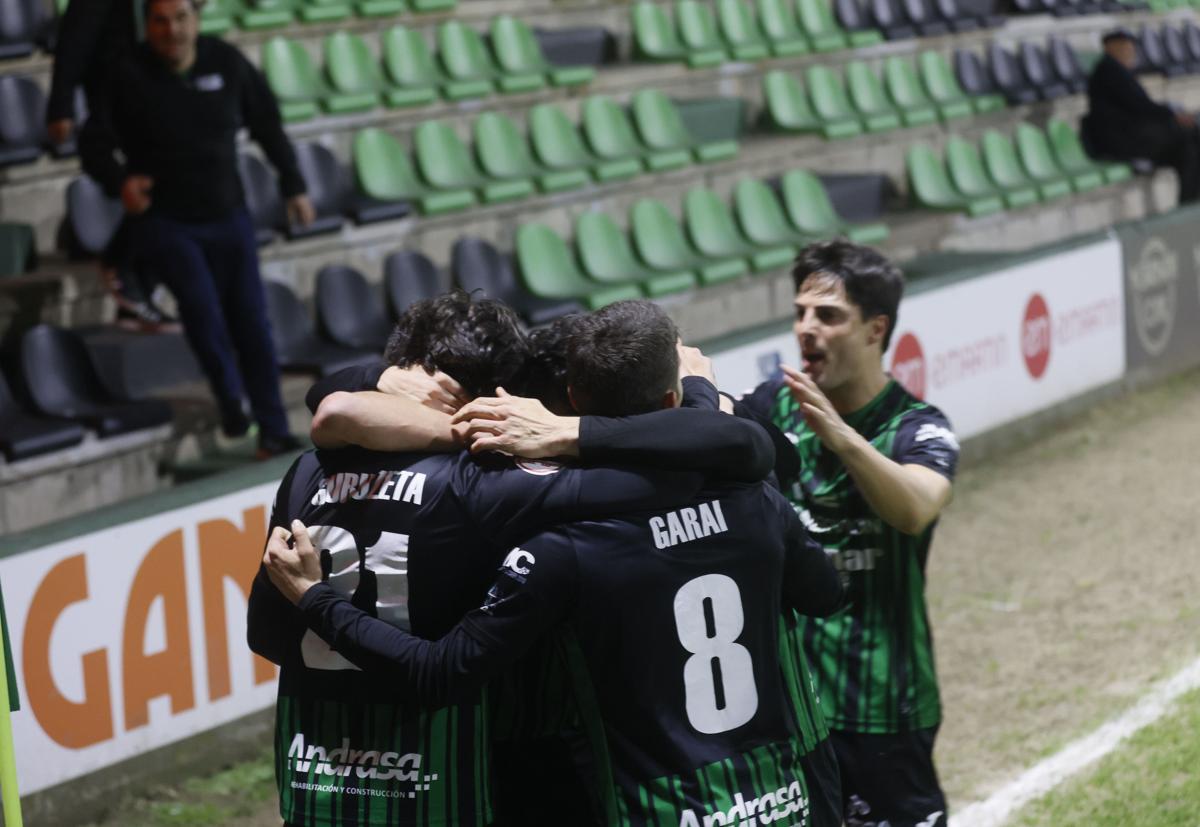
[735,241,960,827]
[263,301,846,827]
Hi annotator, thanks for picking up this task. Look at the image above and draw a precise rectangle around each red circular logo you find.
[890,332,926,399]
[1022,293,1052,380]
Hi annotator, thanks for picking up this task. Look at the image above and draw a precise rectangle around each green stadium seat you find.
[516,224,642,309]
[716,0,771,61]
[411,0,455,13]
[353,128,474,215]
[883,57,938,127]
[1014,123,1073,200]
[475,112,586,194]
[381,26,439,108]
[491,16,595,88]
[577,212,697,296]
[632,1,690,63]
[780,170,889,243]
[323,32,382,113]
[734,178,811,247]
[632,199,747,285]
[918,52,974,121]
[199,0,234,34]
[684,187,794,272]
[239,0,293,29]
[762,70,822,134]
[677,0,729,67]
[795,0,850,50]
[357,0,406,17]
[981,131,1040,208]
[0,223,34,278]
[632,90,738,165]
[943,137,1007,215]
[416,121,532,204]
[262,37,324,121]
[756,0,810,55]
[299,0,352,23]
[1047,119,1127,187]
[844,61,901,133]
[437,22,497,100]
[907,144,1002,216]
[582,96,647,180]
[806,66,864,138]
[528,104,602,184]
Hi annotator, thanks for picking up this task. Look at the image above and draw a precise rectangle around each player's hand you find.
[287,194,316,228]
[46,118,74,145]
[677,340,716,385]
[781,365,856,455]
[263,520,322,605]
[377,365,470,415]
[451,388,580,458]
[121,175,154,215]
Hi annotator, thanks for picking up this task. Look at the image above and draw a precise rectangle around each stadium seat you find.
[632,89,738,164]
[988,44,1039,105]
[932,0,980,32]
[491,16,594,88]
[831,0,883,45]
[0,75,42,166]
[733,178,811,247]
[380,26,440,107]
[807,66,865,137]
[869,0,916,39]
[981,130,1041,207]
[943,137,1009,213]
[410,0,454,14]
[1183,21,1200,65]
[262,37,326,121]
[238,0,294,30]
[712,0,767,60]
[1047,36,1088,94]
[845,61,902,132]
[0,222,34,277]
[1140,25,1185,76]
[290,142,350,237]
[757,0,811,55]
[323,31,385,113]
[581,96,649,177]
[1046,118,1123,187]
[780,170,889,243]
[907,143,1002,215]
[1015,123,1078,198]
[237,153,286,246]
[0,368,84,462]
[264,281,379,375]
[515,224,642,310]
[198,0,234,34]
[684,186,794,272]
[65,175,123,256]
[527,103,607,184]
[677,0,729,67]
[316,265,392,350]
[796,0,852,50]
[450,236,584,325]
[1018,42,1070,99]
[631,199,746,285]
[0,0,46,60]
[415,121,531,205]
[632,0,690,63]
[918,51,974,120]
[883,57,938,126]
[1161,25,1197,75]
[762,70,823,134]
[20,325,172,437]
[475,111,586,194]
[955,49,1006,112]
[900,0,948,36]
[437,22,498,99]
[384,249,447,318]
[576,211,696,296]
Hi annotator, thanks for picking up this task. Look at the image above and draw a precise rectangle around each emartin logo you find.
[1130,237,1178,357]
[1021,293,1051,380]
[890,332,925,399]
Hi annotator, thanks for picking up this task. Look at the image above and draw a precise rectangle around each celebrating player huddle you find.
[248,240,960,827]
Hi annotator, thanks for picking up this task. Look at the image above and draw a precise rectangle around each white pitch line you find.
[950,654,1200,827]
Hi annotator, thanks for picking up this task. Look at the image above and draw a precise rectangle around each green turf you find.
[1011,686,1200,827]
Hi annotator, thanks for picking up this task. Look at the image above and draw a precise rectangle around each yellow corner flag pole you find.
[0,579,22,827]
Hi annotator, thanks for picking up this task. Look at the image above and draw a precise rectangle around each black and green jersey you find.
[739,378,959,735]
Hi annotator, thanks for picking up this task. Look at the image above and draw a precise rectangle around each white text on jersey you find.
[650,500,729,549]
[311,470,427,507]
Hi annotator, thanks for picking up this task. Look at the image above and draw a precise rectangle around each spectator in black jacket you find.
[81,0,314,457]
[1084,28,1200,203]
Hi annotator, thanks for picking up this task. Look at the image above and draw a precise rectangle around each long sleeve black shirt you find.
[1086,54,1175,154]
[46,0,138,122]
[79,36,305,222]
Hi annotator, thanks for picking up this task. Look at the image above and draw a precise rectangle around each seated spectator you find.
[1083,28,1200,204]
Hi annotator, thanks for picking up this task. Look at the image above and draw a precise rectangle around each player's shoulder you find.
[738,373,789,408]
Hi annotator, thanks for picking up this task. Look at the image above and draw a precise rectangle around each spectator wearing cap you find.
[80,0,313,457]
[1083,28,1200,204]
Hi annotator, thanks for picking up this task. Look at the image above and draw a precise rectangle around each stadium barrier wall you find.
[2,209,1200,821]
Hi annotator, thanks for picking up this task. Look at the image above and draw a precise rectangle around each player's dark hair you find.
[512,315,580,415]
[566,300,679,417]
[791,239,905,352]
[144,0,200,16]
[384,290,530,399]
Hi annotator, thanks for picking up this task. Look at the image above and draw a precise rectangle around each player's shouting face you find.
[793,273,888,394]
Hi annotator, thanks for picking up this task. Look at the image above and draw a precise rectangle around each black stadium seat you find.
[956,48,1000,99]
[288,142,348,239]
[1162,25,1196,75]
[315,265,392,351]
[264,280,378,376]
[934,0,980,33]
[1184,20,1200,65]
[0,0,47,60]
[450,236,583,326]
[869,0,916,39]
[1019,42,1069,99]
[989,43,1039,105]
[384,249,447,318]
[0,75,43,166]
[20,324,172,437]
[65,174,123,256]
[901,0,948,36]
[1048,36,1087,94]
[1140,25,1185,77]
[0,368,84,461]
[833,0,876,36]
[237,153,285,247]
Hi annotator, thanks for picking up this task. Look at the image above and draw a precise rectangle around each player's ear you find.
[867,314,888,348]
[661,388,680,410]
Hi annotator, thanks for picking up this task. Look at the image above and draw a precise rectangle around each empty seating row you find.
[1010,0,1144,16]
[517,172,888,309]
[1137,21,1200,77]
[762,53,1002,139]
[976,38,1088,105]
[354,93,738,214]
[633,0,879,67]
[907,119,1132,216]
[265,18,595,121]
[199,0,454,34]
[837,0,1004,40]
[0,0,51,61]
[0,74,82,167]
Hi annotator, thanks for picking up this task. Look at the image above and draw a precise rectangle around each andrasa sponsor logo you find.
[890,332,926,400]
[1021,293,1051,380]
[1130,237,1178,357]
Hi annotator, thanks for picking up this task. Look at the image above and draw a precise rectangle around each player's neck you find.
[826,366,889,415]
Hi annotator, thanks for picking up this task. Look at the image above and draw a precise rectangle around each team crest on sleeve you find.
[515,458,563,475]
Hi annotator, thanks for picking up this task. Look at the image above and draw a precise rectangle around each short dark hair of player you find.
[513,315,581,416]
[566,300,680,417]
[384,290,530,400]
[791,239,904,352]
[144,0,200,15]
